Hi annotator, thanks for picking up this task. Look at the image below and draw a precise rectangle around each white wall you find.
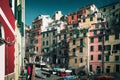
[0,25,5,80]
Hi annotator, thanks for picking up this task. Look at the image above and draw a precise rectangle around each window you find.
[94,30,97,35]
[46,33,48,37]
[73,48,76,53]
[106,56,109,61]
[91,55,93,60]
[80,39,83,46]
[78,15,81,18]
[116,64,120,72]
[34,40,38,44]
[104,45,111,51]
[83,18,86,22]
[113,44,120,50]
[59,35,61,40]
[98,54,102,60]
[90,46,94,51]
[72,15,74,20]
[105,35,109,40]
[103,8,106,12]
[90,17,93,21]
[53,31,55,36]
[100,29,103,34]
[95,23,98,28]
[90,38,94,43]
[64,34,67,39]
[106,66,110,73]
[113,5,115,9]
[80,58,83,63]
[96,66,101,73]
[98,36,102,42]
[43,34,45,38]
[115,56,119,61]
[98,45,102,51]
[75,58,77,63]
[80,47,83,52]
[115,34,119,39]
[43,41,45,46]
[76,34,79,38]
[73,23,78,28]
[83,33,86,37]
[113,12,115,16]
[73,40,76,45]
[70,33,72,36]
[90,65,92,71]
[53,40,55,44]
[46,41,48,45]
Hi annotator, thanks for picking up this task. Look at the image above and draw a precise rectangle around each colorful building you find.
[68,28,88,73]
[41,29,57,65]
[0,0,16,79]
[104,33,120,73]
[0,0,25,80]
[88,22,107,74]
[99,2,120,35]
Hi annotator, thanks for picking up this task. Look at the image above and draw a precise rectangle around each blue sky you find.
[25,0,119,25]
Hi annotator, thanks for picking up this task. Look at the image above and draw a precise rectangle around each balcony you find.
[29,50,37,55]
[69,53,78,57]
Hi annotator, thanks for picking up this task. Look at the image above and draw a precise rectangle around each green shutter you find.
[21,22,24,36]
[17,4,22,25]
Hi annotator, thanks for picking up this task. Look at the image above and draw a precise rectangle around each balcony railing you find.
[69,53,78,57]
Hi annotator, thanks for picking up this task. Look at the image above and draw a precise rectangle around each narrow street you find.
[35,75,62,80]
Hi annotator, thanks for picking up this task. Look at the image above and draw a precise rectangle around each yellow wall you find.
[104,34,120,73]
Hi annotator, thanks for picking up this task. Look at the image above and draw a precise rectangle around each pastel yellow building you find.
[68,28,88,73]
[104,33,120,73]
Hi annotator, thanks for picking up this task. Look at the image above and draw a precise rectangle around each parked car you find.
[64,75,77,80]
[57,77,64,80]
[95,76,115,80]
[35,70,46,79]
[60,73,68,77]
[42,72,51,77]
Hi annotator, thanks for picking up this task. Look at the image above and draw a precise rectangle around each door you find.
[116,64,120,72]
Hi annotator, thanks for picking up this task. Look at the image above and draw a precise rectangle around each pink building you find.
[89,22,106,74]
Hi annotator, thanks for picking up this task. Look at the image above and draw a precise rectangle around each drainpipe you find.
[87,30,90,74]
[102,25,105,74]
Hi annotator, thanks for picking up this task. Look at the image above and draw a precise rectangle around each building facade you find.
[99,2,120,32]
[33,15,53,32]
[0,0,25,80]
[0,0,16,79]
[41,29,57,65]
[104,34,120,73]
[88,22,107,74]
[53,11,63,21]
